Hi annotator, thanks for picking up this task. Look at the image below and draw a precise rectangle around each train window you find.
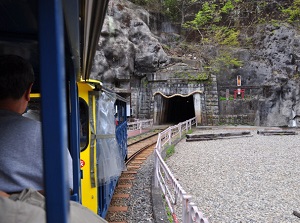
[79,98,89,151]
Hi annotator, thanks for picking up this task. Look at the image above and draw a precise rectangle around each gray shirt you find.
[0,109,73,192]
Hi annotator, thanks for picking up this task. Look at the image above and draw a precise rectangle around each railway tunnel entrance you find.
[153,92,202,125]
[165,95,195,123]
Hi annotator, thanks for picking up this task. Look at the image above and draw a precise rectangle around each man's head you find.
[0,55,35,113]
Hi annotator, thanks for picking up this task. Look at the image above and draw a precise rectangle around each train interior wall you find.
[164,95,195,124]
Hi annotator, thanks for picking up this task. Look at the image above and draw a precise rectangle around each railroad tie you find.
[127,165,140,169]
[130,161,143,164]
[122,170,137,174]
[109,222,127,223]
[117,184,132,188]
[108,206,128,212]
[119,176,135,180]
[113,194,130,198]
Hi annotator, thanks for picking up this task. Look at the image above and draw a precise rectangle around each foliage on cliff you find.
[282,0,300,22]
[131,0,298,45]
[128,0,299,81]
[184,0,299,44]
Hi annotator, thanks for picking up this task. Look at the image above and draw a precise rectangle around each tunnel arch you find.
[153,91,203,125]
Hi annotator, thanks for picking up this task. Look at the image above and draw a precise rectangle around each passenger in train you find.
[0,54,73,193]
[0,55,107,223]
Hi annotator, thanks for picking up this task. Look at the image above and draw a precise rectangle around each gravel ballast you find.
[165,127,300,222]
[127,155,155,223]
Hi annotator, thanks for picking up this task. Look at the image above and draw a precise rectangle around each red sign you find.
[80,159,85,168]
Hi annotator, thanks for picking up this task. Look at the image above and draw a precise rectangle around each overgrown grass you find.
[162,195,174,223]
[187,129,193,134]
[165,145,175,158]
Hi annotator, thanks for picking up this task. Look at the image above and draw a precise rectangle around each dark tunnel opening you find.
[165,95,195,124]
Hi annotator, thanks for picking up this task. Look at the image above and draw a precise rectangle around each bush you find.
[281,0,300,23]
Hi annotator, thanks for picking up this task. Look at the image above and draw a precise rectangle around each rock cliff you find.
[91,0,300,127]
[218,24,300,126]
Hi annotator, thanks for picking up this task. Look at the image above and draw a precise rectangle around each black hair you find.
[0,55,35,100]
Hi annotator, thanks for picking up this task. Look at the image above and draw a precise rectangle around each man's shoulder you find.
[0,110,41,129]
[19,116,42,130]
[22,115,41,124]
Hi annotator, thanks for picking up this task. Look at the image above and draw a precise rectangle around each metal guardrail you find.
[127,119,153,133]
[154,117,210,223]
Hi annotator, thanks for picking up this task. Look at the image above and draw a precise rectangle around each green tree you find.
[183,0,241,42]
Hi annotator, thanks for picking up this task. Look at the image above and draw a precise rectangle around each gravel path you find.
[166,127,300,223]
[127,155,155,223]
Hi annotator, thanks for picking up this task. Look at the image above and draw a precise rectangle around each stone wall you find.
[217,99,258,125]
[201,74,219,125]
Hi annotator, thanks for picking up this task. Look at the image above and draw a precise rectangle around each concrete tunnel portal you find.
[153,91,202,125]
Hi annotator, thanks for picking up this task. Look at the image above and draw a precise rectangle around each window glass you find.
[79,98,89,151]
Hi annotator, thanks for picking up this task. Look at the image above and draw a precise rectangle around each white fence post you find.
[168,130,172,146]
[139,121,142,133]
[154,150,159,187]
[179,124,182,138]
[182,194,192,223]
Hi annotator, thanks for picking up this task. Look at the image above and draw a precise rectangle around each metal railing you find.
[154,117,210,223]
[127,119,153,133]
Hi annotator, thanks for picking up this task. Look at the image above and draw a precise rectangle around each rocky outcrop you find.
[218,24,300,126]
[90,0,169,91]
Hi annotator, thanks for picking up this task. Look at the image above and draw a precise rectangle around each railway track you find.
[105,130,161,223]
